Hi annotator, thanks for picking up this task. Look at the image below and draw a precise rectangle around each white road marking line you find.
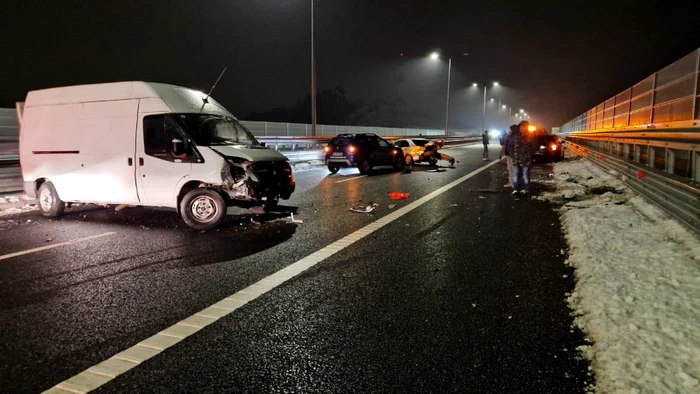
[335,175,368,183]
[43,159,501,394]
[0,232,116,262]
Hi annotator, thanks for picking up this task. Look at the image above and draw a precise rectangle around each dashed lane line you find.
[0,232,116,262]
[335,175,368,183]
[42,159,503,394]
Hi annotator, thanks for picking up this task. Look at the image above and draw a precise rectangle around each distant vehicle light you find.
[539,145,546,150]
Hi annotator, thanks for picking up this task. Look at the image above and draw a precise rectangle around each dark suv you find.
[324,133,403,174]
[533,133,565,163]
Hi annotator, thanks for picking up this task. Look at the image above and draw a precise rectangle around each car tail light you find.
[551,145,557,151]
[348,145,356,153]
[324,146,330,153]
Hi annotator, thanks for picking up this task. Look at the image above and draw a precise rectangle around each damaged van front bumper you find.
[218,159,295,205]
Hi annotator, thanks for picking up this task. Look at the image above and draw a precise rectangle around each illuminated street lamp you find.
[429,51,468,135]
[474,81,500,133]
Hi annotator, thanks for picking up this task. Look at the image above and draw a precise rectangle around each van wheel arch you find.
[35,178,48,196]
[176,181,205,215]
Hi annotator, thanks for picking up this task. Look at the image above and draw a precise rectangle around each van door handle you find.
[128,158,133,166]
[139,158,144,166]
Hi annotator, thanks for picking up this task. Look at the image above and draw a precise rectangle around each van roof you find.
[23,81,232,116]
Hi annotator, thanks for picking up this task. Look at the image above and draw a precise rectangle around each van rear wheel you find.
[38,182,65,218]
[180,188,226,230]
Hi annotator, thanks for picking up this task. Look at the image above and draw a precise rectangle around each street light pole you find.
[482,85,487,133]
[445,57,452,136]
[310,0,317,137]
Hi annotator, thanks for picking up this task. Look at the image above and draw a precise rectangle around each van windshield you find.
[175,114,259,146]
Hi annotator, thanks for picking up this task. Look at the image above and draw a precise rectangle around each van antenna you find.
[200,67,227,111]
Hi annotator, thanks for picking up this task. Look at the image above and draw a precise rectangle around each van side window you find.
[144,115,169,156]
[144,114,195,161]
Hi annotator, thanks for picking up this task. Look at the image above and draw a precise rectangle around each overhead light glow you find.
[430,52,439,60]
[493,82,499,86]
[528,125,537,132]
[472,83,478,87]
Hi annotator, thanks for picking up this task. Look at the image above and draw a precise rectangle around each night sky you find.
[2,0,699,130]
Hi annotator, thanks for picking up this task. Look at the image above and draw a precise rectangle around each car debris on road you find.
[389,192,410,200]
[350,203,378,213]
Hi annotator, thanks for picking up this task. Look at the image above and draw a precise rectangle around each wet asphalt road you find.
[0,144,592,393]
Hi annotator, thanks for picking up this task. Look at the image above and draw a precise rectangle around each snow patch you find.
[292,160,326,172]
[541,157,700,394]
[0,194,38,218]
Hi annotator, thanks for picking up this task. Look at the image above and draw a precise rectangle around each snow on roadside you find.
[291,159,325,172]
[541,157,700,393]
[0,194,38,219]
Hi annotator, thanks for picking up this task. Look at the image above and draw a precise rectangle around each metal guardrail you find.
[567,140,700,235]
[259,135,479,150]
[240,121,478,137]
[0,167,22,194]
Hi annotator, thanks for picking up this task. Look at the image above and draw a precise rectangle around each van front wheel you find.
[38,182,65,218]
[180,189,226,230]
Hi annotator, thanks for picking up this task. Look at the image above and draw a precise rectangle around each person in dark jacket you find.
[482,130,489,160]
[500,125,517,187]
[506,121,537,195]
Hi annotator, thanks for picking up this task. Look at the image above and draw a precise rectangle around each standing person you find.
[482,130,489,160]
[500,125,517,187]
[507,120,537,196]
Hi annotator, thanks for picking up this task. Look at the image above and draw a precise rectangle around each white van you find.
[17,81,295,230]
